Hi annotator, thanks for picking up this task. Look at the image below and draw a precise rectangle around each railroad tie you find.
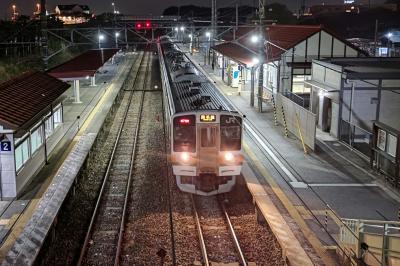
[281,106,288,137]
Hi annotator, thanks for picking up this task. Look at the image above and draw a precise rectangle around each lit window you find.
[387,134,397,157]
[31,125,43,154]
[53,106,63,128]
[15,138,30,170]
[45,115,53,139]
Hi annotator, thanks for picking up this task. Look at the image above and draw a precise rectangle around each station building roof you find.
[0,71,69,132]
[315,57,400,79]
[47,48,119,79]
[212,24,364,67]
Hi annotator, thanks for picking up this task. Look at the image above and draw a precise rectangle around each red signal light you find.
[136,23,142,29]
[146,21,151,27]
[179,118,190,125]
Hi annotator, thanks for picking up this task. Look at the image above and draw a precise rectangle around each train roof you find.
[162,42,238,114]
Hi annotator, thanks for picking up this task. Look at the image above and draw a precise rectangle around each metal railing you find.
[340,218,400,266]
[282,91,310,109]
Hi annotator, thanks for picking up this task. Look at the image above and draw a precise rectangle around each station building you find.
[306,57,400,184]
[0,71,69,199]
[212,24,365,99]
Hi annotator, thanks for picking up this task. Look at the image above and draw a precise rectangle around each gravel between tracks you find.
[120,54,173,265]
[170,178,202,265]
[226,179,284,265]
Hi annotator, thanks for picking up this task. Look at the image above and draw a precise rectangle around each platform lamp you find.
[386,32,393,57]
[206,31,211,65]
[189,34,193,54]
[115,32,120,48]
[98,34,105,49]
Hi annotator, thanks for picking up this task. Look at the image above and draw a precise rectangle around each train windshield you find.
[201,127,217,147]
[173,115,196,152]
[220,115,242,151]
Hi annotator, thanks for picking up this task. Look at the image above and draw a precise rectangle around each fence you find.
[340,218,400,266]
[275,93,316,150]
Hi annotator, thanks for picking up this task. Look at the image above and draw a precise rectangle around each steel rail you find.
[77,51,147,266]
[114,49,152,266]
[220,200,247,266]
[191,195,210,266]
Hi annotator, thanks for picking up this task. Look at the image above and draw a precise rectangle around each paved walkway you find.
[0,52,135,259]
[185,47,400,259]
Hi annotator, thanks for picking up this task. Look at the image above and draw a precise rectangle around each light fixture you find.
[251,35,259,43]
[387,32,393,38]
[115,32,120,37]
[206,32,211,37]
[180,26,185,31]
[98,34,105,41]
[252,57,260,65]
[224,152,234,162]
[175,27,179,32]
[181,152,190,162]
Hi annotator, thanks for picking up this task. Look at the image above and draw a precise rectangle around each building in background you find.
[55,4,91,24]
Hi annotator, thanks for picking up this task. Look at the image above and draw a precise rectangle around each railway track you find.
[77,50,151,266]
[192,195,247,266]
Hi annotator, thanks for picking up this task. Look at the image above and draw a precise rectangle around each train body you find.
[158,36,243,196]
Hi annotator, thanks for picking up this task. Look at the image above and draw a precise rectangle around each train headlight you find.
[181,152,190,162]
[224,152,234,162]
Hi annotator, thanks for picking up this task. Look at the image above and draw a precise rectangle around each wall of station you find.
[276,94,317,150]
[308,59,400,158]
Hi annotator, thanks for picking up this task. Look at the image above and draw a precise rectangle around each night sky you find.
[1,0,385,18]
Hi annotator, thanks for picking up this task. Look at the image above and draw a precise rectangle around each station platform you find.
[0,52,136,263]
[183,46,400,264]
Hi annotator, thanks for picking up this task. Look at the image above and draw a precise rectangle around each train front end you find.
[171,111,243,196]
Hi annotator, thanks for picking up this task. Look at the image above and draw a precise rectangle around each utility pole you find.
[40,0,48,68]
[257,0,266,113]
[234,3,238,40]
[374,19,378,56]
[210,0,217,67]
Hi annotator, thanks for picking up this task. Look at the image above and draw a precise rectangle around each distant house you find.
[55,4,91,24]
[304,4,363,16]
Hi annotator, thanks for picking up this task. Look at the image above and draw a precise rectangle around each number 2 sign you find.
[1,141,12,152]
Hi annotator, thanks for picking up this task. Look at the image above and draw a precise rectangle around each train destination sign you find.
[200,114,216,122]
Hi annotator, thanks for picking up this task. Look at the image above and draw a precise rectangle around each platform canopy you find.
[212,25,350,67]
[47,48,119,79]
[0,71,69,132]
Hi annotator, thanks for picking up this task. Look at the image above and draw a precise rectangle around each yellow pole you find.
[295,112,308,154]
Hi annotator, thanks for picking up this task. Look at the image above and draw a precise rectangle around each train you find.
[158,36,244,196]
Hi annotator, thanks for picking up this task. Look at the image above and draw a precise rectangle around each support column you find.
[125,27,128,49]
[250,67,255,107]
[258,63,264,112]
[73,80,81,103]
[221,56,225,82]
[91,75,96,86]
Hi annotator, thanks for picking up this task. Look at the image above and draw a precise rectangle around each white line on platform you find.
[308,183,378,187]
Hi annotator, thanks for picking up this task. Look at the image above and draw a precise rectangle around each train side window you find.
[201,127,217,147]
[173,115,196,152]
[220,115,242,151]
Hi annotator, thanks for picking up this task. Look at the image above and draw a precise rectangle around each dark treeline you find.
[301,7,400,38]
[162,3,297,24]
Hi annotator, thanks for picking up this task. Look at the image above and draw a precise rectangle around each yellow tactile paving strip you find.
[244,142,337,265]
